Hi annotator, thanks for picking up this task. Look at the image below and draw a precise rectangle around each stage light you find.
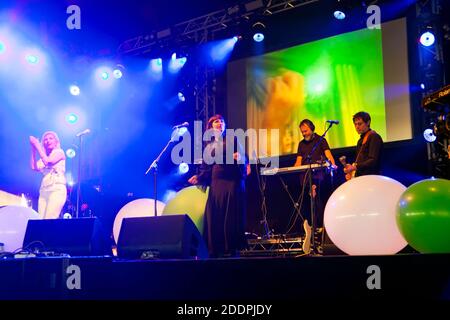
[179,57,187,65]
[65,113,78,124]
[0,42,5,54]
[101,71,109,80]
[178,162,189,175]
[70,85,80,96]
[334,10,346,20]
[177,92,186,102]
[420,83,426,90]
[66,148,76,158]
[253,33,264,42]
[252,22,266,42]
[26,54,39,64]
[168,54,188,73]
[333,0,347,20]
[210,37,239,63]
[420,31,435,47]
[113,64,125,79]
[113,69,123,79]
[423,128,436,142]
[150,58,163,73]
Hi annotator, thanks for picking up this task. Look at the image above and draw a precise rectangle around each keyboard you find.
[261,163,330,176]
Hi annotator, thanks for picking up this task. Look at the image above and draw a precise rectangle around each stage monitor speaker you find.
[117,214,208,259]
[23,218,111,256]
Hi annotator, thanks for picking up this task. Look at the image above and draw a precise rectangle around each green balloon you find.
[162,186,209,234]
[396,178,450,253]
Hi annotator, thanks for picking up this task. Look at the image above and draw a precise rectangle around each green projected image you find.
[247,27,387,156]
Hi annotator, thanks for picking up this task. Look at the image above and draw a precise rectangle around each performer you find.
[293,119,336,168]
[343,111,383,179]
[293,119,337,246]
[30,131,67,219]
[188,115,249,258]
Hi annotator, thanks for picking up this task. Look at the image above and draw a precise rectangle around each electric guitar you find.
[339,156,356,181]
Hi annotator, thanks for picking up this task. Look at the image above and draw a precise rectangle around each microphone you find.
[326,120,339,125]
[172,122,189,130]
[76,129,91,137]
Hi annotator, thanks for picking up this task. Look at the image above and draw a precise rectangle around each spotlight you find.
[177,92,186,102]
[423,128,436,142]
[150,58,163,73]
[66,148,76,158]
[420,83,426,90]
[65,113,78,124]
[178,162,189,175]
[113,64,125,79]
[168,53,188,73]
[252,22,266,42]
[0,42,5,54]
[113,69,123,79]
[70,85,80,96]
[334,10,346,20]
[420,31,435,47]
[26,54,39,64]
[101,71,109,80]
[333,0,347,20]
[232,35,242,43]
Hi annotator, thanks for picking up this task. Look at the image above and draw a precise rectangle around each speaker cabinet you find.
[117,214,207,259]
[23,218,111,256]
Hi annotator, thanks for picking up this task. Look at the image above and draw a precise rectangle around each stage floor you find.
[1,253,450,301]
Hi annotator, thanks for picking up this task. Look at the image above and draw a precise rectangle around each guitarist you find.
[343,111,383,179]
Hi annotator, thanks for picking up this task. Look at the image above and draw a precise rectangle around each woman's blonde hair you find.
[41,131,61,149]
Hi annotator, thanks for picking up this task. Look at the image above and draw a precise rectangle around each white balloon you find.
[0,205,40,252]
[112,198,165,245]
[324,175,408,255]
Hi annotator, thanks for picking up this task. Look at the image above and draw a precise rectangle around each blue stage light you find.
[26,54,39,64]
[253,33,264,42]
[177,92,186,102]
[334,10,346,20]
[66,148,76,158]
[113,69,123,79]
[178,162,189,174]
[66,113,78,124]
[420,31,435,47]
[101,71,109,80]
[70,85,80,96]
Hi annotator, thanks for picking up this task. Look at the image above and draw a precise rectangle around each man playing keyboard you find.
[293,119,337,251]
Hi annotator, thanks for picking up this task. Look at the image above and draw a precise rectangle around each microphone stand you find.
[304,122,335,254]
[254,153,272,239]
[76,134,85,219]
[145,129,179,217]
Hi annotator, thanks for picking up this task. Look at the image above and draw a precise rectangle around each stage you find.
[1,253,449,301]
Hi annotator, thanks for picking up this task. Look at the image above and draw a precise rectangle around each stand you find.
[145,129,179,217]
[303,122,336,253]
[76,135,85,219]
[254,154,272,239]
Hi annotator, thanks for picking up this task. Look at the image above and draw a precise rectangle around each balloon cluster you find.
[324,176,450,255]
